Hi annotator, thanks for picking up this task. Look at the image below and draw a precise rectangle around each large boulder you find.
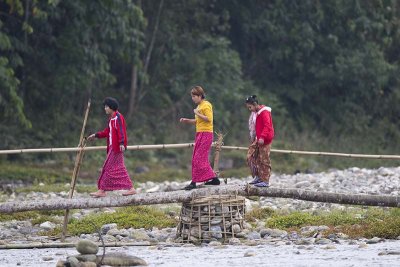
[76,239,99,255]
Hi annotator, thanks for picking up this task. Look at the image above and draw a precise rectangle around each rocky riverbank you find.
[0,167,400,266]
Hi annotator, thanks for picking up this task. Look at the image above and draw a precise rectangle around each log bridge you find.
[0,184,399,214]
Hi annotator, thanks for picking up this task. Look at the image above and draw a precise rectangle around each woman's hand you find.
[87,134,96,141]
[120,145,126,152]
[257,138,265,145]
[180,118,188,123]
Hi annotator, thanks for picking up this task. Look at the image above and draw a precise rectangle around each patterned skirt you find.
[97,149,133,190]
[192,132,216,183]
[247,141,272,183]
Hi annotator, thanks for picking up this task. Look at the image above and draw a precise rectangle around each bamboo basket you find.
[176,193,246,243]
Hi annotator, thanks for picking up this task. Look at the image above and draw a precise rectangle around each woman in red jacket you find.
[245,95,274,187]
[87,97,136,197]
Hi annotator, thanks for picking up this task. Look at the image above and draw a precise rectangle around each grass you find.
[45,206,177,236]
[0,210,64,225]
[245,207,400,239]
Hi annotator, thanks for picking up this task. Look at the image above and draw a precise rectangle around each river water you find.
[1,240,400,266]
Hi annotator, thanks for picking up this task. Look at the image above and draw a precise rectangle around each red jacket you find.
[95,111,128,153]
[255,105,274,145]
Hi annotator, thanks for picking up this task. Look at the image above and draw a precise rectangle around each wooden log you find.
[0,184,399,214]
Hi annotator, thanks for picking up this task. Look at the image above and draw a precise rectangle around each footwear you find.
[249,176,261,184]
[122,188,137,196]
[253,181,269,187]
[183,182,196,190]
[204,177,221,185]
[90,191,107,197]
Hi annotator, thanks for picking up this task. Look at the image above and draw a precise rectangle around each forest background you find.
[1,0,399,183]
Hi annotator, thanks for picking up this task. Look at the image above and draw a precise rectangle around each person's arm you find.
[194,106,213,122]
[87,126,109,141]
[179,118,196,124]
[259,112,272,145]
[116,114,126,151]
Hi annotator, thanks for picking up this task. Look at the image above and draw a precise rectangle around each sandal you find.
[122,189,137,196]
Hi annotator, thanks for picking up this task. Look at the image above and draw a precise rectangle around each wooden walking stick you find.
[61,99,91,241]
[212,132,226,183]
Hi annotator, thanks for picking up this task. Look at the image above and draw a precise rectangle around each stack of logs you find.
[176,194,246,243]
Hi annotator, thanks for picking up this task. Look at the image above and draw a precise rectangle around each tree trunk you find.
[126,64,138,119]
[137,0,164,105]
[0,185,399,214]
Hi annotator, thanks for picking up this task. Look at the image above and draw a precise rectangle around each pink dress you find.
[191,132,216,182]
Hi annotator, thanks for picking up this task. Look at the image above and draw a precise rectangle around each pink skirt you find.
[192,132,216,183]
[97,150,133,190]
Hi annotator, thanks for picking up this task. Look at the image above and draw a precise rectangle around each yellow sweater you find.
[195,100,213,132]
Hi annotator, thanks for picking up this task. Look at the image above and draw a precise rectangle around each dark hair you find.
[103,97,119,111]
[191,86,205,99]
[245,95,258,104]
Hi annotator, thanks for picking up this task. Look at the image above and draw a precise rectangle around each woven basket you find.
[176,193,246,243]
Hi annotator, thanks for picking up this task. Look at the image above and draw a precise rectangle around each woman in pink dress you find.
[87,97,136,197]
[180,86,219,190]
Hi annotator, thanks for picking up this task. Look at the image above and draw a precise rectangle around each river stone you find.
[67,256,80,267]
[261,228,288,238]
[366,237,382,244]
[210,226,222,239]
[39,221,56,230]
[101,223,118,235]
[244,251,256,257]
[75,254,97,262]
[42,256,53,261]
[76,239,99,255]
[315,238,332,245]
[97,252,147,266]
[80,262,97,267]
[130,230,151,241]
[232,224,241,233]
[228,238,241,245]
[247,231,261,240]
[209,241,222,246]
[56,260,66,267]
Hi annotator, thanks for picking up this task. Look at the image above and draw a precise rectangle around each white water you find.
[1,240,400,266]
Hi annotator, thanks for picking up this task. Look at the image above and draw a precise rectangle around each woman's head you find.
[103,97,119,114]
[245,95,259,112]
[190,86,205,104]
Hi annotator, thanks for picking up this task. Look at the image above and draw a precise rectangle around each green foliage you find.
[261,208,400,239]
[0,163,70,183]
[0,0,399,172]
[45,206,176,236]
[245,207,276,222]
[0,210,63,224]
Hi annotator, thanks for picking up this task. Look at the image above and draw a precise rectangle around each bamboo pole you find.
[212,132,224,179]
[1,184,399,214]
[0,242,154,250]
[1,143,400,159]
[61,99,91,241]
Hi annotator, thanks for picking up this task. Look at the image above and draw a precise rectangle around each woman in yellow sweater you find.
[179,86,219,190]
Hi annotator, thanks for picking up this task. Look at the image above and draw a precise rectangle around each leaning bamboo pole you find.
[1,143,400,159]
[61,99,91,241]
[0,184,399,214]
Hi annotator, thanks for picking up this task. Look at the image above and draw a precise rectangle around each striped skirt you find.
[97,150,133,190]
[192,132,216,183]
[247,141,272,183]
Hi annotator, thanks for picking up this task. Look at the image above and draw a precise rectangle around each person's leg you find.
[90,151,112,197]
[185,132,215,190]
[247,141,260,184]
[254,143,271,187]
